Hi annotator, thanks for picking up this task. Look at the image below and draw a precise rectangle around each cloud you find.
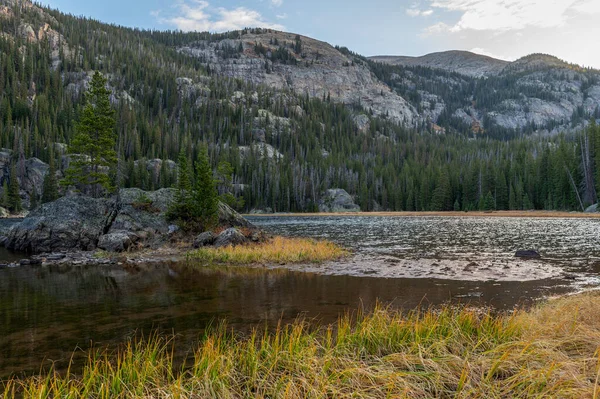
[276,13,288,19]
[156,0,284,32]
[406,7,434,17]
[271,0,283,6]
[428,0,600,33]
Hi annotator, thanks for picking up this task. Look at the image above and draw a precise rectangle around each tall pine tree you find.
[62,71,116,197]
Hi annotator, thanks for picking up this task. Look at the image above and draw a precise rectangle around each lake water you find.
[1,215,599,378]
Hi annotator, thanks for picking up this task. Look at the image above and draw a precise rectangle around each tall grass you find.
[4,293,600,398]
[187,236,349,264]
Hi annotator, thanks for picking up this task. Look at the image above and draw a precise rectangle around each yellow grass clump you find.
[3,293,600,398]
[187,236,349,264]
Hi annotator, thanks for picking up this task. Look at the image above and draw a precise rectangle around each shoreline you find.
[246,210,600,218]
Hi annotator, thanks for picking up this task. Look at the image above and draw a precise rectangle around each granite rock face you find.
[318,189,361,213]
[4,189,256,254]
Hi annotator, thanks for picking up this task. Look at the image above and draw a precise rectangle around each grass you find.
[3,293,600,398]
[187,236,349,265]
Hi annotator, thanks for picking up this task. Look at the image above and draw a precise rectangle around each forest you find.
[0,1,599,213]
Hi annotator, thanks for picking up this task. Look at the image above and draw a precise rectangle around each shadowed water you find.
[0,215,598,378]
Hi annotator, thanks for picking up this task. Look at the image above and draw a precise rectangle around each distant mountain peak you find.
[369,51,509,78]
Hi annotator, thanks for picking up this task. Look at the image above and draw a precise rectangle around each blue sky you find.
[42,0,600,68]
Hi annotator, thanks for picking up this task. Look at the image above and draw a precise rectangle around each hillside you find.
[0,0,598,214]
[369,51,509,78]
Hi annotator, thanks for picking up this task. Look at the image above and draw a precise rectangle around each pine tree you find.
[62,71,116,197]
[193,146,219,230]
[42,151,59,203]
[167,151,194,228]
[8,163,21,214]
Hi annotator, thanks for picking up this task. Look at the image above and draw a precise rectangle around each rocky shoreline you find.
[0,188,267,267]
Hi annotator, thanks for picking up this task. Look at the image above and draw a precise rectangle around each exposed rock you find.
[0,207,9,218]
[5,195,117,253]
[98,231,138,252]
[213,228,248,248]
[250,207,273,214]
[239,143,283,160]
[5,188,255,254]
[319,189,361,213]
[193,231,216,248]
[179,31,418,126]
[353,114,371,133]
[585,203,598,213]
[515,250,541,259]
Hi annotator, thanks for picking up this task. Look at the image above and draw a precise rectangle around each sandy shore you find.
[245,210,600,218]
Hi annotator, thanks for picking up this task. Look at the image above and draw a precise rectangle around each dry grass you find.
[187,236,349,264]
[3,293,600,398]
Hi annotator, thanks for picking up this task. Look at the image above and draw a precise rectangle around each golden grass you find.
[187,236,349,264]
[4,293,600,398]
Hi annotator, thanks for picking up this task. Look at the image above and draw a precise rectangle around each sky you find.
[41,0,600,68]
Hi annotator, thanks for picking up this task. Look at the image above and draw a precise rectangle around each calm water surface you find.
[1,215,599,378]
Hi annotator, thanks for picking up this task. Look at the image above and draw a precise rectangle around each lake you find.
[1,215,599,378]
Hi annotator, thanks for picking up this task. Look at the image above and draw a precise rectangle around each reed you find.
[4,293,600,398]
[187,236,349,264]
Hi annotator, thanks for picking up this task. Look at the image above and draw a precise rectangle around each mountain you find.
[177,31,418,125]
[0,0,596,214]
[369,51,509,78]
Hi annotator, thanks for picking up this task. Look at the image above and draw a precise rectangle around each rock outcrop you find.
[318,189,361,213]
[4,189,256,254]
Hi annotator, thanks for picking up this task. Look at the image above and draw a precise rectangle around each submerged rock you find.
[319,189,361,213]
[515,250,541,259]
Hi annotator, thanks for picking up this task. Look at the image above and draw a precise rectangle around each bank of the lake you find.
[3,291,600,398]
[247,210,600,218]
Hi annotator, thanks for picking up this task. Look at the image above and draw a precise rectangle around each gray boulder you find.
[98,231,139,252]
[5,195,117,253]
[193,231,216,248]
[319,189,361,213]
[214,228,248,248]
[5,188,257,254]
[585,203,598,213]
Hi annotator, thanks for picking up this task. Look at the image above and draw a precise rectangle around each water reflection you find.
[0,262,569,378]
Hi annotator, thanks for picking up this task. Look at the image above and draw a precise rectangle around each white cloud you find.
[157,0,284,32]
[406,7,434,17]
[271,0,283,6]
[276,13,288,19]
[429,0,600,32]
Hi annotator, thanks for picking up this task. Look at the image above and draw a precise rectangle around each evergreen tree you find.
[167,151,193,228]
[62,71,116,197]
[193,146,219,230]
[42,152,59,203]
[8,163,21,213]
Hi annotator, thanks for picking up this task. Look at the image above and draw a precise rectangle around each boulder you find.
[98,231,139,252]
[515,250,541,259]
[193,231,216,248]
[319,189,361,213]
[214,228,248,248]
[585,203,598,213]
[4,188,257,254]
[5,195,116,253]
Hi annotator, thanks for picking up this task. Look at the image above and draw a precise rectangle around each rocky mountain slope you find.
[369,51,509,78]
[178,31,418,126]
